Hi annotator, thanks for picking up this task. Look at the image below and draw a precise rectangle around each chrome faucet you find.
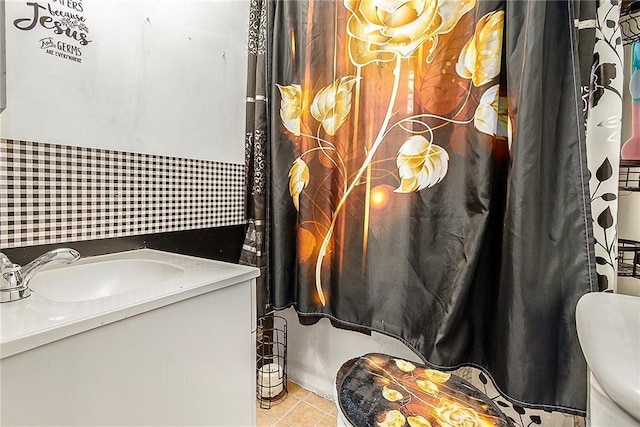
[0,248,81,303]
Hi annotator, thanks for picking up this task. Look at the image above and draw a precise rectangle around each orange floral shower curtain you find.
[274,1,508,305]
[245,0,596,415]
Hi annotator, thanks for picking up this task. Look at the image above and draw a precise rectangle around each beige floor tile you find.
[304,392,336,413]
[281,401,326,427]
[315,413,338,427]
[258,394,301,420]
[256,407,280,427]
[287,380,311,399]
[328,405,338,416]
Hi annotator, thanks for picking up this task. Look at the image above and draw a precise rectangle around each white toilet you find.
[576,293,640,427]
[588,372,640,426]
[333,385,352,427]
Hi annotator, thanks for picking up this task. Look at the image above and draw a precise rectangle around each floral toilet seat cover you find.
[336,353,513,427]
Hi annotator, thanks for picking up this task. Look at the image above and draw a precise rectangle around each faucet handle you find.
[0,264,29,301]
[1,263,22,289]
[0,252,16,271]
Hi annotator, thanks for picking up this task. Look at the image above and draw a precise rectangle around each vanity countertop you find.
[0,249,259,359]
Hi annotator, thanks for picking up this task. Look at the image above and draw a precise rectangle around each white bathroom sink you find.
[29,258,184,302]
[1,249,259,359]
[576,292,640,421]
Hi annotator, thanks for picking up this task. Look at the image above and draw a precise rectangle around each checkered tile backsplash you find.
[0,139,245,248]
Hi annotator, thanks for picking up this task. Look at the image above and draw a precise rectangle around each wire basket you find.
[256,314,288,409]
[619,160,640,191]
[621,2,640,45]
[618,239,640,278]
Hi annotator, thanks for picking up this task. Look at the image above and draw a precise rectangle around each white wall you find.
[281,308,420,399]
[619,44,640,296]
[1,0,248,164]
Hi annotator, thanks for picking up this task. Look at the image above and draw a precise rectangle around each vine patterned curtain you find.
[241,0,272,318]
[583,1,623,292]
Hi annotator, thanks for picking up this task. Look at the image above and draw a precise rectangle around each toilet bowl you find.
[334,353,511,427]
[576,293,640,426]
[589,372,640,427]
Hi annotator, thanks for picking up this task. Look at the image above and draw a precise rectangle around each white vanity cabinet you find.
[0,249,259,426]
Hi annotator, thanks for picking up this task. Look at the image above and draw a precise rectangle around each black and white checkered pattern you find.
[0,139,245,249]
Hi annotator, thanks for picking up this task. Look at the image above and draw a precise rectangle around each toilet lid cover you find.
[336,353,513,427]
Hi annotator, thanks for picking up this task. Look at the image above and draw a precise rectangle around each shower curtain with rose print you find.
[242,0,598,415]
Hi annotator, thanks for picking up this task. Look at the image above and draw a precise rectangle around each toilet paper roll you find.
[258,363,284,398]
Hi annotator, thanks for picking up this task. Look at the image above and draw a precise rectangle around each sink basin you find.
[576,292,640,421]
[29,259,184,302]
[1,249,260,360]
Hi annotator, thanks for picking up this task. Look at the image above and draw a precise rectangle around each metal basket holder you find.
[617,161,640,279]
[621,2,640,45]
[256,314,288,409]
[619,160,640,192]
[618,239,640,278]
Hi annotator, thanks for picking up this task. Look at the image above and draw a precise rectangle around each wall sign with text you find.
[13,0,91,64]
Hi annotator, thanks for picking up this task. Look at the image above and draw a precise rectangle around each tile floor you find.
[256,381,338,427]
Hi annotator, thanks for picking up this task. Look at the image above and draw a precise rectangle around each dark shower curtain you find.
[242,0,596,414]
